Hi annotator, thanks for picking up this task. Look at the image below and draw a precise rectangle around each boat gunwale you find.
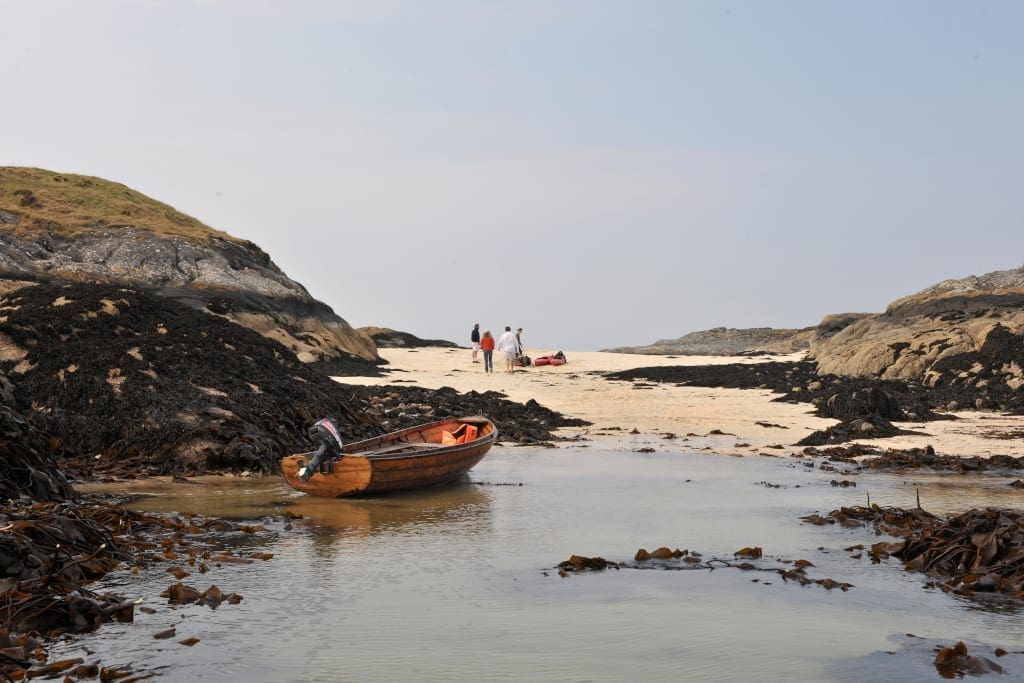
[285,416,498,462]
[362,434,495,461]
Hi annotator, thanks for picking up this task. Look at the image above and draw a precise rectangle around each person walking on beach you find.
[515,328,524,361]
[470,323,481,363]
[480,330,495,373]
[496,326,517,374]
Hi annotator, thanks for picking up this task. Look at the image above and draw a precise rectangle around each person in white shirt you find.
[496,326,518,374]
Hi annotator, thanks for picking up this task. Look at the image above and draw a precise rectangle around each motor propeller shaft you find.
[298,417,344,482]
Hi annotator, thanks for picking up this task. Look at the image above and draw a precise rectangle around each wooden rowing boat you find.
[280,416,497,498]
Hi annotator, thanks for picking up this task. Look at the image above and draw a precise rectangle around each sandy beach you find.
[338,347,1024,458]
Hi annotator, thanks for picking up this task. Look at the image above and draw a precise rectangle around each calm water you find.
[64,443,1024,682]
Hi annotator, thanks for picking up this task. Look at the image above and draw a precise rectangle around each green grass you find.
[0,167,241,244]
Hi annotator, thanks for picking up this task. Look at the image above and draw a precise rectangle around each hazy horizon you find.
[4,1,1023,351]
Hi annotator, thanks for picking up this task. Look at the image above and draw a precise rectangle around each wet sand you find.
[338,347,1024,458]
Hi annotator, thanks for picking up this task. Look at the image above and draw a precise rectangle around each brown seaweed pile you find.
[0,496,269,680]
[0,497,260,632]
[860,451,1024,474]
[933,641,1005,678]
[358,385,588,443]
[798,444,1024,475]
[798,444,883,461]
[804,505,1024,601]
[801,504,938,535]
[0,499,132,636]
[553,547,854,591]
[0,406,75,502]
[900,509,1024,599]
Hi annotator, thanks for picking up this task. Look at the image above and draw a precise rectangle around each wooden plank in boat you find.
[363,441,444,457]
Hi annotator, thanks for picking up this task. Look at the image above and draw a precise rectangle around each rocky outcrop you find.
[810,265,1024,392]
[605,326,814,356]
[358,326,459,349]
[0,167,377,372]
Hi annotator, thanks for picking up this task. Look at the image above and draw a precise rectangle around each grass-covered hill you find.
[0,166,241,245]
[0,166,377,368]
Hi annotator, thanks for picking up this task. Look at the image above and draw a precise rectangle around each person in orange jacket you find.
[480,330,496,373]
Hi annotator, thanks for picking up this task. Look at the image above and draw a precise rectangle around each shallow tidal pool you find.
[66,444,1024,682]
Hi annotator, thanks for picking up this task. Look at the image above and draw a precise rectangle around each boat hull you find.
[280,417,496,498]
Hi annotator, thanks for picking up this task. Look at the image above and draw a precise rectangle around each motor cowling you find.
[298,418,344,482]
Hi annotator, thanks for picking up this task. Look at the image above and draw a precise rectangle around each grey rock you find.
[604,326,815,356]
[358,326,458,349]
[0,228,377,366]
[810,263,1024,381]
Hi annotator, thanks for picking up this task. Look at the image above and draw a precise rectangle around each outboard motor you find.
[298,417,344,482]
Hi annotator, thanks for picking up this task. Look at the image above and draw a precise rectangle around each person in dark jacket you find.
[470,323,481,363]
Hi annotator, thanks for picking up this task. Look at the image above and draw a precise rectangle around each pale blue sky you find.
[3,1,1022,350]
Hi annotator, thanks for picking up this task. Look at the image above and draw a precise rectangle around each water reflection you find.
[875,474,1023,515]
[78,476,292,519]
[284,481,493,541]
[77,476,494,537]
